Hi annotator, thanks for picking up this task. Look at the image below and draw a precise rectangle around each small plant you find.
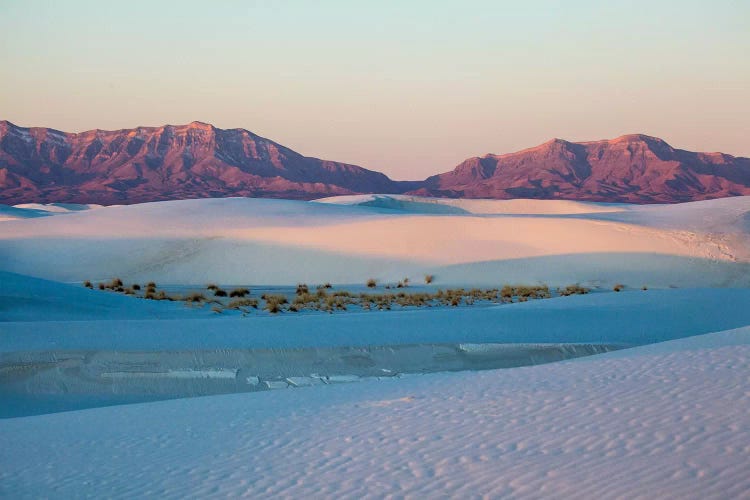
[83,280,93,289]
[642,285,648,291]
[98,283,105,290]
[229,288,249,298]
[146,281,156,289]
[322,282,332,289]
[184,292,206,303]
[264,294,288,314]
[366,278,377,289]
[613,284,624,292]
[206,283,219,291]
[296,283,309,295]
[558,284,590,296]
[227,298,259,310]
[424,274,434,284]
[214,289,228,297]
[132,284,141,291]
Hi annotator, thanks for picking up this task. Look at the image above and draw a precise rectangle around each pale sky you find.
[1,0,748,180]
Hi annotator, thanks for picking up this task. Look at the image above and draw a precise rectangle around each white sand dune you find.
[2,196,750,498]
[2,325,750,499]
[1,195,748,287]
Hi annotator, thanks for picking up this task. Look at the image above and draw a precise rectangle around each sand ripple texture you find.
[2,327,750,499]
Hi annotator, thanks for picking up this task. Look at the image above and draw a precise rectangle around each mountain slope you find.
[2,121,749,204]
[0,120,413,204]
[410,134,750,203]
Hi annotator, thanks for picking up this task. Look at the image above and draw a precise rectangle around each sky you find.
[1,0,748,180]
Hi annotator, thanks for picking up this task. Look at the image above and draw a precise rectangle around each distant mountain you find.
[1,121,748,205]
[409,134,750,203]
[0,120,415,204]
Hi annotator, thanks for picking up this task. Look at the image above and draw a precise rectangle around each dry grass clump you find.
[227,298,259,310]
[424,274,434,284]
[144,290,171,301]
[613,283,624,292]
[366,278,377,288]
[206,283,219,291]
[229,287,249,298]
[557,284,590,296]
[183,292,207,303]
[262,294,288,314]
[296,283,309,295]
[214,289,228,297]
[83,280,93,289]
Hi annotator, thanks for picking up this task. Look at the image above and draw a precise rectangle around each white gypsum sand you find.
[0,195,748,287]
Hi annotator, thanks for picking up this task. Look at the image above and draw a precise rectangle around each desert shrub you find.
[263,294,288,314]
[296,283,309,295]
[558,284,590,296]
[322,282,332,289]
[424,274,434,284]
[206,283,219,291]
[123,287,135,295]
[613,284,624,292]
[83,280,93,289]
[227,298,259,310]
[184,292,206,303]
[132,284,141,290]
[98,283,105,290]
[146,281,156,289]
[229,288,249,298]
[366,278,377,288]
[214,289,228,297]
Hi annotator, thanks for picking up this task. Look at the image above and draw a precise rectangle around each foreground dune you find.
[2,325,750,498]
[1,195,748,287]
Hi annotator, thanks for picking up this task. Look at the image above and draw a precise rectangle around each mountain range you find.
[1,120,748,205]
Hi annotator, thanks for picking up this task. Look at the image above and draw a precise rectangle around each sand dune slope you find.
[1,195,748,286]
[2,326,750,498]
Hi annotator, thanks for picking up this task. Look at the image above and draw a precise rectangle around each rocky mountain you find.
[0,120,415,205]
[1,121,748,205]
[410,134,750,203]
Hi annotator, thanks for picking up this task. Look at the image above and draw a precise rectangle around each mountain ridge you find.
[1,120,748,205]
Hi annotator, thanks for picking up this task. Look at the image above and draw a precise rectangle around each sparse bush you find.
[227,298,259,310]
[83,280,93,289]
[98,283,105,290]
[214,289,228,297]
[132,284,141,291]
[146,281,156,289]
[184,292,206,303]
[296,283,309,295]
[558,284,590,296]
[229,287,249,298]
[206,283,219,291]
[366,278,377,288]
[322,282,332,289]
[424,274,434,284]
[613,284,624,292]
[263,294,288,314]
